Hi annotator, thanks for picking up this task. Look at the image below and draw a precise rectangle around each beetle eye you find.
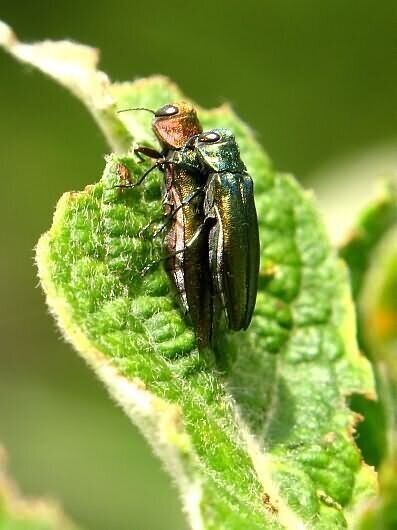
[155,104,179,117]
[199,132,221,143]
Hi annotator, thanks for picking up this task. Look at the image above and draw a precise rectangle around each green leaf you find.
[340,187,397,528]
[352,231,397,529]
[359,230,397,456]
[339,182,397,301]
[2,21,377,529]
[339,183,397,467]
[0,447,81,530]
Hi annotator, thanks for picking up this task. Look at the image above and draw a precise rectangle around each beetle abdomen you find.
[207,171,259,331]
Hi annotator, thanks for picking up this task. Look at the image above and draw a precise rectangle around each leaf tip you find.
[0,19,16,48]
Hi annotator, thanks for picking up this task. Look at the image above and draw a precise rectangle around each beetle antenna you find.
[117,107,155,114]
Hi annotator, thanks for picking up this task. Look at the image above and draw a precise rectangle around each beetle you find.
[118,102,216,348]
[180,128,260,331]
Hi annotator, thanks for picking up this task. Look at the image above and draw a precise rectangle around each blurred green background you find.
[0,1,396,529]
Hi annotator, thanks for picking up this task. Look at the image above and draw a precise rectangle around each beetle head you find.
[195,129,245,173]
[152,102,202,150]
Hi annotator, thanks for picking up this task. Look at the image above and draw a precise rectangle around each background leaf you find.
[340,182,397,301]
[353,232,397,529]
[341,190,397,528]
[340,184,397,466]
[0,446,81,530]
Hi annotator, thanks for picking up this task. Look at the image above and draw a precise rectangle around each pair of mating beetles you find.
[119,102,260,349]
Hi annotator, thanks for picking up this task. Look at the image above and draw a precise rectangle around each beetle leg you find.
[138,194,171,239]
[153,187,205,238]
[162,196,173,209]
[134,145,163,163]
[180,134,200,158]
[140,216,215,277]
[138,218,160,239]
[138,187,204,240]
[113,160,164,190]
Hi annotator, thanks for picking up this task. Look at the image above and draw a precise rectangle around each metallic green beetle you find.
[180,128,260,331]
